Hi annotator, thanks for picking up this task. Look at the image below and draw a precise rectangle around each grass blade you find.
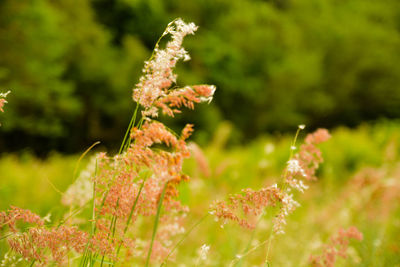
[145,183,168,267]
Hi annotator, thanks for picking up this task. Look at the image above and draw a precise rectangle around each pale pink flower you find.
[0,91,10,113]
[210,129,330,235]
[0,206,44,233]
[133,19,215,119]
[309,227,363,267]
[3,18,214,265]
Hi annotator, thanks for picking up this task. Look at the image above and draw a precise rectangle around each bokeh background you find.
[1,1,400,265]
[1,0,399,155]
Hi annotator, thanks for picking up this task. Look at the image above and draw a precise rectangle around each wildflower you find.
[295,128,331,181]
[0,91,10,113]
[43,213,52,223]
[1,208,94,265]
[210,186,284,229]
[0,91,10,125]
[8,226,91,265]
[153,84,216,117]
[0,206,44,232]
[287,159,303,174]
[3,18,214,265]
[272,193,299,234]
[199,244,210,261]
[210,129,330,234]
[305,128,331,145]
[133,18,195,108]
[195,244,210,265]
[309,227,363,267]
[133,18,198,109]
[86,19,213,263]
[133,18,215,119]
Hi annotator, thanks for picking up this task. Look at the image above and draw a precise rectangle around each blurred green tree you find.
[0,0,148,153]
[0,0,399,153]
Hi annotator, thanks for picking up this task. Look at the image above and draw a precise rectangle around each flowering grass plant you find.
[0,91,9,113]
[0,19,367,266]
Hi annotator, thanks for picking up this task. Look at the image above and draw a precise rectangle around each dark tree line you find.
[0,0,399,154]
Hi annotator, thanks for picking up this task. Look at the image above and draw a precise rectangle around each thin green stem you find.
[79,239,90,267]
[145,183,168,267]
[100,252,106,266]
[124,116,144,152]
[90,253,98,267]
[111,217,118,239]
[92,112,144,266]
[73,141,101,179]
[228,238,272,267]
[96,106,141,229]
[235,211,265,267]
[264,126,304,265]
[280,126,303,190]
[124,181,145,234]
[101,199,119,267]
[91,163,98,231]
[160,213,209,267]
[57,203,90,228]
[79,161,99,267]
[119,106,139,155]
[264,226,274,266]
[89,162,98,267]
[111,200,120,239]
[0,232,14,241]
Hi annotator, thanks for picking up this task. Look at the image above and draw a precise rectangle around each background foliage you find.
[1,122,399,265]
[1,0,400,154]
[1,2,400,265]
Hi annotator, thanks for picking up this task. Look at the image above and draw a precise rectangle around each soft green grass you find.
[0,153,78,216]
[1,121,399,266]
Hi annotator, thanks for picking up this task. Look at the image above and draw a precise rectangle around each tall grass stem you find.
[145,183,168,267]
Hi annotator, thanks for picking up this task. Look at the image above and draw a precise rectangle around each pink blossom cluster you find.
[271,129,331,233]
[8,226,88,266]
[210,128,331,234]
[309,227,363,267]
[95,122,193,221]
[210,186,284,229]
[293,128,331,181]
[1,19,215,265]
[0,91,10,113]
[322,164,400,225]
[0,206,44,232]
[82,19,213,262]
[133,19,215,119]
[0,207,121,266]
[0,91,10,127]
[88,121,195,262]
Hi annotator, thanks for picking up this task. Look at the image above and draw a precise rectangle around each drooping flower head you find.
[0,91,10,113]
[133,19,215,119]
[309,227,363,267]
[210,128,331,235]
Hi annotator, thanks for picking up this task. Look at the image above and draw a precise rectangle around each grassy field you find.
[1,121,399,266]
